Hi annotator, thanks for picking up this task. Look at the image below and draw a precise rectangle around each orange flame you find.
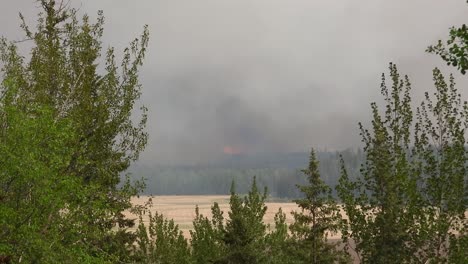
[223,146,242,155]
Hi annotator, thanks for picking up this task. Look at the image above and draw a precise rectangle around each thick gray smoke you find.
[1,0,467,165]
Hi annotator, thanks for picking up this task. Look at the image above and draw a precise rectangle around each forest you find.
[0,1,467,263]
[131,149,364,198]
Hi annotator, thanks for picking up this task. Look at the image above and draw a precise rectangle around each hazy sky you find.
[1,0,468,165]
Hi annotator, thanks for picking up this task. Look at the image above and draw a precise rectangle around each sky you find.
[1,0,468,165]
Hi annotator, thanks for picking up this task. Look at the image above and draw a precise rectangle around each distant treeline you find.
[129,149,364,198]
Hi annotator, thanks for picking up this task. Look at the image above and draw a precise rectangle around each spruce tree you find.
[219,177,268,264]
[190,203,226,264]
[290,148,349,264]
[133,202,192,264]
[265,208,296,264]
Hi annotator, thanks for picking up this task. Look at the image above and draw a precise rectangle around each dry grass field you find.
[128,195,341,239]
[126,195,374,263]
[128,195,466,264]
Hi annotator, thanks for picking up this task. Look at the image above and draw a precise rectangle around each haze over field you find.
[1,0,468,165]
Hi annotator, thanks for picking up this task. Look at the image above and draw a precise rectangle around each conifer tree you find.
[290,148,349,264]
[133,205,192,264]
[218,177,268,264]
[190,203,226,264]
[265,208,295,264]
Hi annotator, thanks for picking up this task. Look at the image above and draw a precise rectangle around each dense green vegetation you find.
[1,1,467,263]
[130,150,364,198]
[289,149,349,264]
[338,63,467,263]
[0,0,148,262]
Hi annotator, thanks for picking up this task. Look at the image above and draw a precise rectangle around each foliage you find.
[189,177,276,264]
[133,199,192,264]
[0,0,148,262]
[218,178,268,264]
[0,94,102,262]
[264,208,295,264]
[338,63,468,263]
[338,63,415,263]
[411,68,467,263]
[448,234,468,263]
[190,203,226,264]
[2,1,466,263]
[289,148,350,264]
[428,23,468,74]
[425,6,468,262]
[131,149,364,198]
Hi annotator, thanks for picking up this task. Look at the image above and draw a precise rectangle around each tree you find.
[411,68,467,263]
[337,63,418,263]
[428,11,468,75]
[190,203,226,264]
[133,199,192,264]
[219,178,268,264]
[337,63,468,263]
[0,89,96,262]
[190,178,270,264]
[290,148,349,264]
[265,208,295,264]
[427,5,468,262]
[0,1,149,261]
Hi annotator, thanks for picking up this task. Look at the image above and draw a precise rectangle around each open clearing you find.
[128,195,342,238]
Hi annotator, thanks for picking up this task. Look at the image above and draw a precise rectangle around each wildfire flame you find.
[223,146,242,155]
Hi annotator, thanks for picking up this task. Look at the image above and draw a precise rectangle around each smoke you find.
[1,0,468,165]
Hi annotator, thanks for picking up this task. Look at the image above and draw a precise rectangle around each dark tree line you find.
[130,149,364,198]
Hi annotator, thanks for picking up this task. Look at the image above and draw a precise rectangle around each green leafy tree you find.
[428,24,468,74]
[428,0,468,76]
[411,68,467,263]
[290,148,349,264]
[338,63,468,263]
[427,4,468,262]
[0,90,102,262]
[337,63,418,263]
[0,1,149,262]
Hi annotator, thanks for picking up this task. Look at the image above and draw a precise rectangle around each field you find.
[128,195,364,263]
[129,195,344,239]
